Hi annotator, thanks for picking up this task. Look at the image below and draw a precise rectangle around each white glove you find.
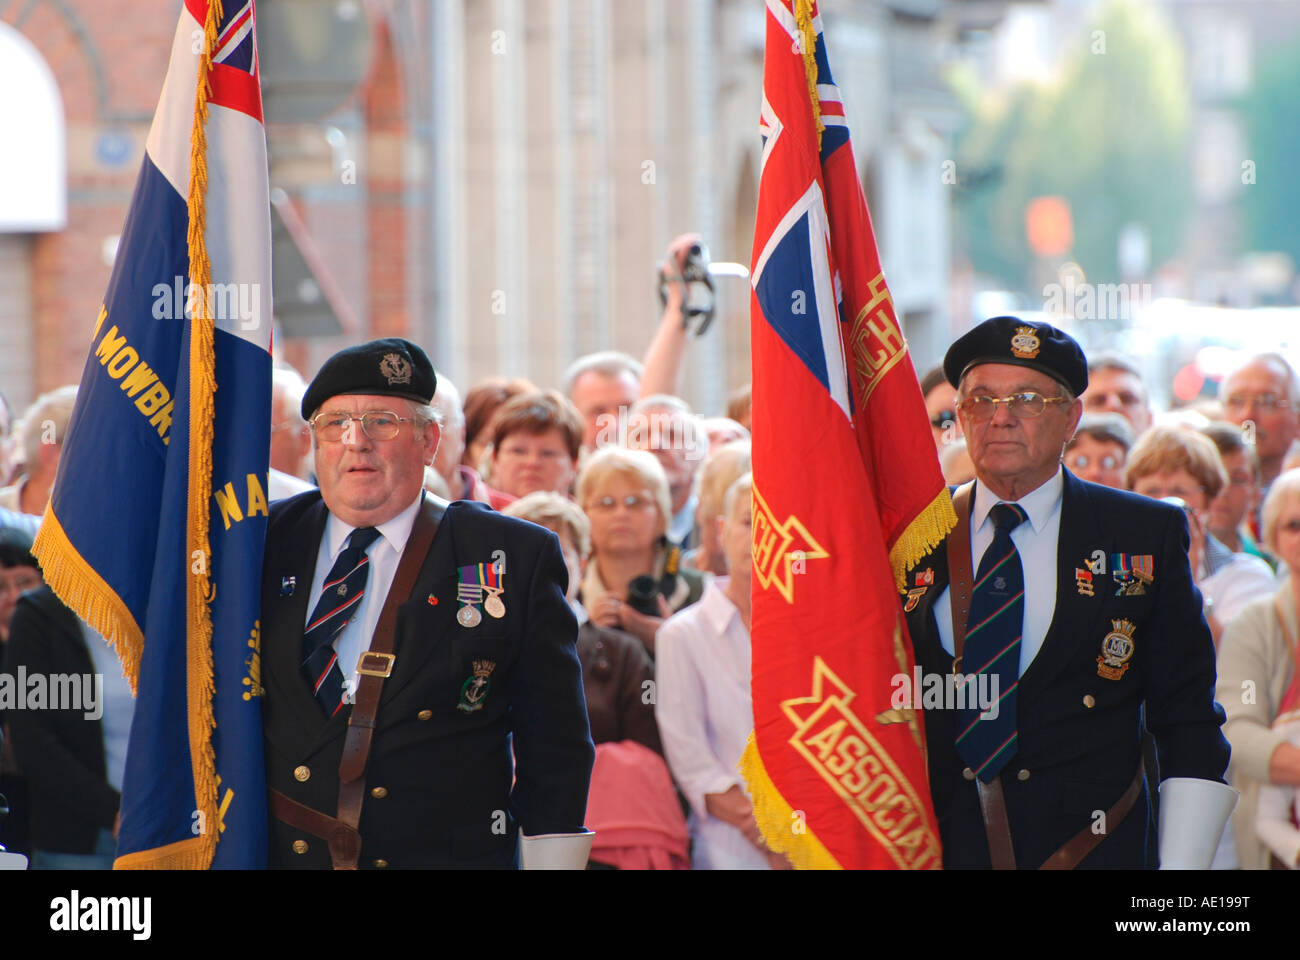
[1158,778,1237,870]
[0,851,29,871]
[518,830,595,870]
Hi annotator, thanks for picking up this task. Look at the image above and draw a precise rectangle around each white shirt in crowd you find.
[268,467,315,502]
[655,577,771,870]
[305,492,421,697]
[1201,555,1276,629]
[81,622,136,794]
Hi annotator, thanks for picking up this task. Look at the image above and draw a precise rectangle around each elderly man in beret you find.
[260,337,594,869]
[901,316,1235,869]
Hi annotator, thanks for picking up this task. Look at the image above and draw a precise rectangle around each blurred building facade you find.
[0,0,982,415]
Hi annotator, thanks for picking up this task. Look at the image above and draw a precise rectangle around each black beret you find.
[943,316,1088,398]
[301,337,437,420]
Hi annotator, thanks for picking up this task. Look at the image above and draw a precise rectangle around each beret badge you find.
[380,352,413,386]
[1010,326,1041,360]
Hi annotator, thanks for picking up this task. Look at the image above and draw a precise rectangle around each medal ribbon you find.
[457,565,483,606]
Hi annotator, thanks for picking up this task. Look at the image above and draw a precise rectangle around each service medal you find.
[481,562,506,618]
[1075,567,1094,597]
[457,565,486,628]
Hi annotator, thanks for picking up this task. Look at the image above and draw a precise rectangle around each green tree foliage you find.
[1240,39,1300,266]
[952,0,1191,288]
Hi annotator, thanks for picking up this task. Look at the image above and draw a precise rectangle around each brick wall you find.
[3,0,175,405]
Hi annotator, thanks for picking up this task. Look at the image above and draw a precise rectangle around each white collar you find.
[972,465,1063,536]
[697,577,742,634]
[323,491,424,561]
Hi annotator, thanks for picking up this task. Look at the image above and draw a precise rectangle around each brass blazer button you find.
[292,840,309,855]
[1017,769,1031,781]
[1083,695,1096,708]
[418,709,433,721]
[370,786,388,799]
[962,767,975,781]
[373,858,389,869]
[294,765,311,782]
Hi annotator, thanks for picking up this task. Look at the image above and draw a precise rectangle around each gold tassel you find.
[114,836,211,870]
[174,0,224,872]
[889,488,957,593]
[739,734,841,870]
[32,507,146,695]
[794,0,825,152]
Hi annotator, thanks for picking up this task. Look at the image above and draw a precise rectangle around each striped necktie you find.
[956,502,1027,783]
[301,526,381,718]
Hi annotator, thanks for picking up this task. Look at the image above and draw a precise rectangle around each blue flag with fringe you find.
[33,0,272,869]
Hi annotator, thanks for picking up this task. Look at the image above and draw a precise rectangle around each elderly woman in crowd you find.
[1256,687,1300,868]
[683,439,751,577]
[576,446,704,655]
[1217,470,1300,869]
[1064,412,1133,490]
[656,473,789,870]
[502,491,660,754]
[481,389,583,510]
[1126,425,1275,643]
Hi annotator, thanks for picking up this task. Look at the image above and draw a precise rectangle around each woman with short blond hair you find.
[576,446,703,655]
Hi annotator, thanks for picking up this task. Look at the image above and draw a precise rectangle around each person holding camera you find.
[576,446,704,657]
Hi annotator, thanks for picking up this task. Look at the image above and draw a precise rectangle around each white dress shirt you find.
[1201,554,1276,628]
[82,621,136,793]
[655,578,771,870]
[933,467,1065,677]
[304,492,423,696]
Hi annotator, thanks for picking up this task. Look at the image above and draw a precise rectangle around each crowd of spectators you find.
[8,241,1300,869]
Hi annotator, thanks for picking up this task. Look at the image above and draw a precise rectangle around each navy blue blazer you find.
[902,469,1230,869]
[261,493,595,868]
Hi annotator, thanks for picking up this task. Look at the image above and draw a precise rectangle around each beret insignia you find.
[1011,326,1041,360]
[381,353,412,386]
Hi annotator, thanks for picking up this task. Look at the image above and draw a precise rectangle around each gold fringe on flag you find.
[174,0,224,872]
[739,734,842,870]
[32,508,146,693]
[129,0,227,872]
[794,0,825,151]
[889,488,958,594]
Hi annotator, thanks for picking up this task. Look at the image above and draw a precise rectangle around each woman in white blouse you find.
[1217,470,1300,868]
[655,473,789,870]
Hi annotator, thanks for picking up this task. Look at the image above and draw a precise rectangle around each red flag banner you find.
[740,0,956,869]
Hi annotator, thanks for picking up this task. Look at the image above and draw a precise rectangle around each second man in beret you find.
[902,316,1234,869]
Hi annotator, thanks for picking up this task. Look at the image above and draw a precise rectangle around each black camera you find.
[626,575,662,618]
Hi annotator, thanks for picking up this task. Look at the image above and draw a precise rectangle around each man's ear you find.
[424,421,442,466]
[1066,398,1084,438]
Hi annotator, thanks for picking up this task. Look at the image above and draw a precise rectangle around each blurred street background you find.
[2,0,1298,413]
